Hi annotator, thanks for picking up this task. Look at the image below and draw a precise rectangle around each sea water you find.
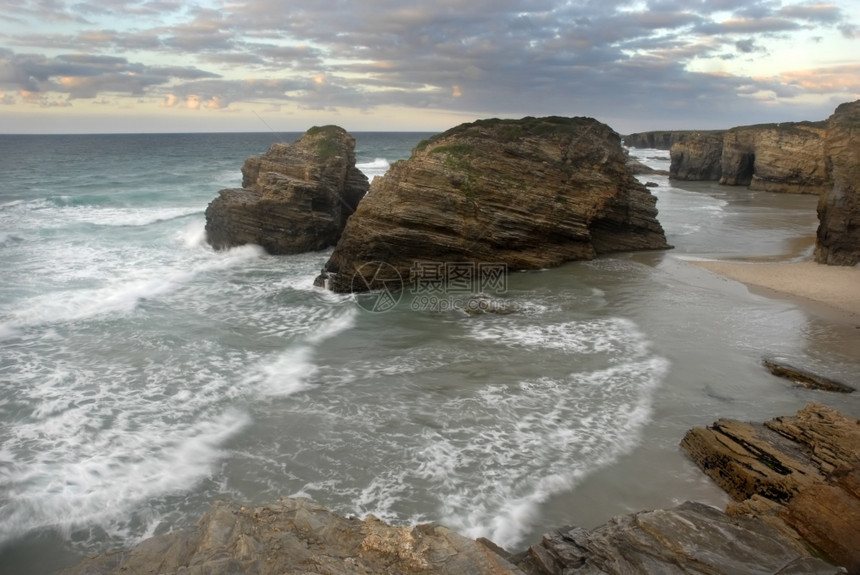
[1,133,859,573]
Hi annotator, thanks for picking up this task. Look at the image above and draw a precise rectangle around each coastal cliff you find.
[61,404,854,575]
[204,126,368,254]
[815,100,860,266]
[623,130,718,150]
[664,122,828,194]
[315,116,670,293]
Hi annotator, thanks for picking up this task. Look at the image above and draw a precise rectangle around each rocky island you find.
[205,125,369,254]
[315,116,670,293]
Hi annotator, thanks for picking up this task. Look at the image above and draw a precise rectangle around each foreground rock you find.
[205,126,368,254]
[681,403,860,572]
[316,116,670,293]
[61,498,523,575]
[514,501,841,575]
[815,99,860,266]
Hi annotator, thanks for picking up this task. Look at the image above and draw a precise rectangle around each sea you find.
[1,132,859,573]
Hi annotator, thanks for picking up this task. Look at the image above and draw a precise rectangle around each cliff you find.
[681,402,860,572]
[204,126,368,254]
[623,130,719,150]
[315,116,670,294]
[668,132,724,181]
[720,122,828,194]
[666,122,828,194]
[815,100,860,266]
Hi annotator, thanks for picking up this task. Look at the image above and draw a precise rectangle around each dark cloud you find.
[0,0,857,128]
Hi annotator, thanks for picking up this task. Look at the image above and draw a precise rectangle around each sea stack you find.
[815,99,860,266]
[205,125,369,254]
[315,116,670,293]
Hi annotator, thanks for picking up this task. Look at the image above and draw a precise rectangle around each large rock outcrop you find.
[315,116,670,293]
[514,501,841,575]
[205,126,369,254]
[665,122,828,194]
[815,99,860,266]
[669,132,724,181]
[719,123,828,194]
[60,498,523,575]
[681,403,860,572]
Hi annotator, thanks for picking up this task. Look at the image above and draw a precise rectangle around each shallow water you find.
[1,135,858,573]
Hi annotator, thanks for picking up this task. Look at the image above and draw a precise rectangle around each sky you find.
[0,0,858,134]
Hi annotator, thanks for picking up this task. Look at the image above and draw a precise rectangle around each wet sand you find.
[691,259,860,318]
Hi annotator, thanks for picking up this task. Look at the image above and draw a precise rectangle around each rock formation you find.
[720,123,828,194]
[315,116,670,293]
[815,99,860,266]
[514,501,841,575]
[681,403,860,572]
[664,122,828,194]
[205,126,369,254]
[623,130,717,150]
[669,132,724,181]
[60,498,523,575]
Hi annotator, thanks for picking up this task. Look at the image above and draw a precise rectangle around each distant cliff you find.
[664,121,828,195]
[316,116,670,293]
[623,130,721,150]
[815,100,860,266]
[205,126,368,254]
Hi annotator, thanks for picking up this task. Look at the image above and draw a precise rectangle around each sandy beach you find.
[692,259,860,318]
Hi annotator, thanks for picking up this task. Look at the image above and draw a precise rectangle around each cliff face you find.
[666,123,828,194]
[316,116,670,293]
[205,126,368,254]
[720,123,828,194]
[669,132,724,180]
[623,130,720,150]
[815,99,860,266]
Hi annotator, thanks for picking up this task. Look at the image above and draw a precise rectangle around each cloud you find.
[0,0,857,129]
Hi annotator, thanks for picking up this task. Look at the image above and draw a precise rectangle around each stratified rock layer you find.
[205,126,368,254]
[317,116,670,293]
[665,123,828,194]
[681,403,860,572]
[60,498,524,575]
[720,123,828,194]
[669,132,724,181]
[514,501,841,575]
[815,99,860,266]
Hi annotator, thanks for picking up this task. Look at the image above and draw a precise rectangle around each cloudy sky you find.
[1,0,858,134]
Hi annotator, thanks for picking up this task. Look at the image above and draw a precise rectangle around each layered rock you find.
[205,126,368,254]
[60,498,523,575]
[720,123,828,194]
[669,132,724,180]
[815,99,860,266]
[514,501,841,575]
[681,403,860,572]
[316,116,670,293]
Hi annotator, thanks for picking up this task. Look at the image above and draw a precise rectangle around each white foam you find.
[244,346,317,397]
[356,157,391,181]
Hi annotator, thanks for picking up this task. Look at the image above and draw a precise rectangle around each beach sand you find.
[692,259,860,318]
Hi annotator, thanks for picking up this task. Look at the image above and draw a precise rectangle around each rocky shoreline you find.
[61,403,858,574]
